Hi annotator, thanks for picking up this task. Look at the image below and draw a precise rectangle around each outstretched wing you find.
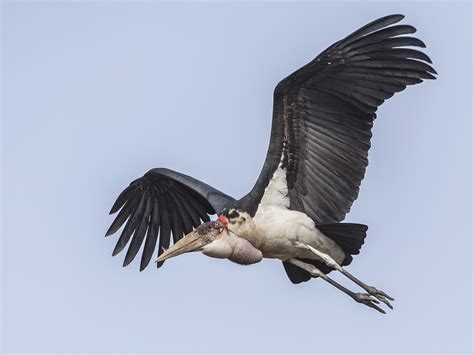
[240,14,436,223]
[106,168,235,270]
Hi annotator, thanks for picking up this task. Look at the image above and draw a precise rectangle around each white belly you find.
[253,205,346,264]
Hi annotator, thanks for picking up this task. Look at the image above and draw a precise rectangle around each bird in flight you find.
[106,14,436,314]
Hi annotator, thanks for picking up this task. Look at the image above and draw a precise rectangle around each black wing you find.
[106,168,235,270]
[240,14,436,222]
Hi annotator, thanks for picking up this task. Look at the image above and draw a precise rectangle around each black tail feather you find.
[317,223,367,266]
[283,223,367,284]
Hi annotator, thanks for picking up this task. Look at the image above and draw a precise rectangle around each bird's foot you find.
[364,285,394,309]
[353,292,386,314]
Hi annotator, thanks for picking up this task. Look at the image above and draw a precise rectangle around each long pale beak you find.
[156,229,209,263]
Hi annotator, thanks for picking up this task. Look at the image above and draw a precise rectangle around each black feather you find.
[140,200,160,271]
[337,14,405,46]
[349,48,432,63]
[112,194,146,256]
[105,192,139,236]
[109,185,134,214]
[156,202,172,269]
[169,186,195,234]
[345,25,417,52]
[123,195,153,267]
[344,36,426,55]
[173,187,202,227]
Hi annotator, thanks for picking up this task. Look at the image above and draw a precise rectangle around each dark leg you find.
[301,244,394,309]
[288,258,386,314]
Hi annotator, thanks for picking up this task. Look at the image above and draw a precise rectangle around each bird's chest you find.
[251,205,317,259]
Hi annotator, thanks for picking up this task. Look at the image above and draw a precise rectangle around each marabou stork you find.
[106,14,436,313]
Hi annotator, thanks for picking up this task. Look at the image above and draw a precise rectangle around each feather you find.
[156,204,171,268]
[349,48,432,63]
[123,195,153,266]
[112,194,146,256]
[109,185,134,214]
[140,199,160,271]
[337,14,405,47]
[105,192,140,236]
[344,25,417,52]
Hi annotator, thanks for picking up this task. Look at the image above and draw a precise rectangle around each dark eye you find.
[228,210,239,219]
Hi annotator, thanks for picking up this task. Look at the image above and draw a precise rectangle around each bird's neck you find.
[239,229,262,250]
[228,218,262,249]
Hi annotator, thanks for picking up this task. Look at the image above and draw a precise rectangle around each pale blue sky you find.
[1,1,472,353]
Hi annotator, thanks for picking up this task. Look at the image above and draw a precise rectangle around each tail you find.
[283,223,367,284]
[317,223,367,266]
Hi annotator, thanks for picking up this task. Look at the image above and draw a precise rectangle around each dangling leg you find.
[298,243,394,309]
[288,258,386,314]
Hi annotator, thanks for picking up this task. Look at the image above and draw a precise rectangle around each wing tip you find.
[139,257,149,271]
[424,71,437,80]
[404,24,417,34]
[370,13,406,27]
[112,242,124,257]
[122,257,132,267]
[417,38,427,48]
[387,14,405,22]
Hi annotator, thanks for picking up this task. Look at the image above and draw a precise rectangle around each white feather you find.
[258,163,289,208]
[249,162,346,263]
